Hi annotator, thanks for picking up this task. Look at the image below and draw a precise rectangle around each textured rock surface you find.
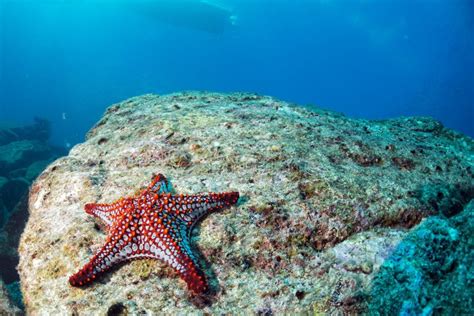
[369,199,474,314]
[0,118,50,147]
[1,194,29,284]
[0,119,62,311]
[19,92,474,314]
[0,140,51,175]
[0,279,20,315]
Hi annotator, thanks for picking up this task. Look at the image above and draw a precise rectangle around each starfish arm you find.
[146,173,171,195]
[175,223,209,294]
[144,226,209,294]
[174,248,208,294]
[69,234,128,286]
[165,192,239,225]
[69,210,143,287]
[84,199,131,229]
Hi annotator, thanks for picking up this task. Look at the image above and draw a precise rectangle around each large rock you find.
[369,199,474,314]
[0,126,18,147]
[1,193,29,284]
[25,160,54,182]
[0,140,52,176]
[0,118,51,146]
[18,92,474,314]
[0,177,7,227]
[0,178,29,211]
[0,278,20,315]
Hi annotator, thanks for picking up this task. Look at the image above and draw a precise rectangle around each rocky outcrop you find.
[369,200,474,314]
[0,118,50,146]
[19,92,474,314]
[0,119,64,312]
[0,279,21,315]
[0,140,52,176]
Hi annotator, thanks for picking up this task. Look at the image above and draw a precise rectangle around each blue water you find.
[1,0,473,148]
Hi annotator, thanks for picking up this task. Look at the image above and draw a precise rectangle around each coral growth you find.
[369,200,474,314]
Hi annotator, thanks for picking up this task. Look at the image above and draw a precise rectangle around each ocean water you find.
[1,0,473,147]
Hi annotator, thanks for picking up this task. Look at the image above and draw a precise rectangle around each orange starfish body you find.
[69,174,239,294]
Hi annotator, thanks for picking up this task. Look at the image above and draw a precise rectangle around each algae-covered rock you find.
[18,92,474,314]
[0,118,50,147]
[0,278,21,315]
[0,178,29,211]
[1,193,29,283]
[0,119,60,314]
[369,199,474,314]
[0,177,7,227]
[24,160,54,182]
[0,140,52,176]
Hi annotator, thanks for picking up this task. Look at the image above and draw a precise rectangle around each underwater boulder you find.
[369,199,474,314]
[0,199,6,229]
[0,278,21,315]
[11,117,51,144]
[25,159,54,182]
[0,192,29,290]
[0,177,7,196]
[2,192,29,255]
[0,118,51,146]
[0,127,19,147]
[0,177,7,228]
[0,140,52,176]
[18,92,474,314]
[0,178,29,211]
[7,168,27,179]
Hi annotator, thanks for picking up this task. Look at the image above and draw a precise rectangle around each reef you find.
[0,118,64,311]
[369,200,474,314]
[0,278,21,315]
[18,92,473,314]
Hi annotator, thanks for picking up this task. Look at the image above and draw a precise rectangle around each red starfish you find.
[69,174,239,294]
